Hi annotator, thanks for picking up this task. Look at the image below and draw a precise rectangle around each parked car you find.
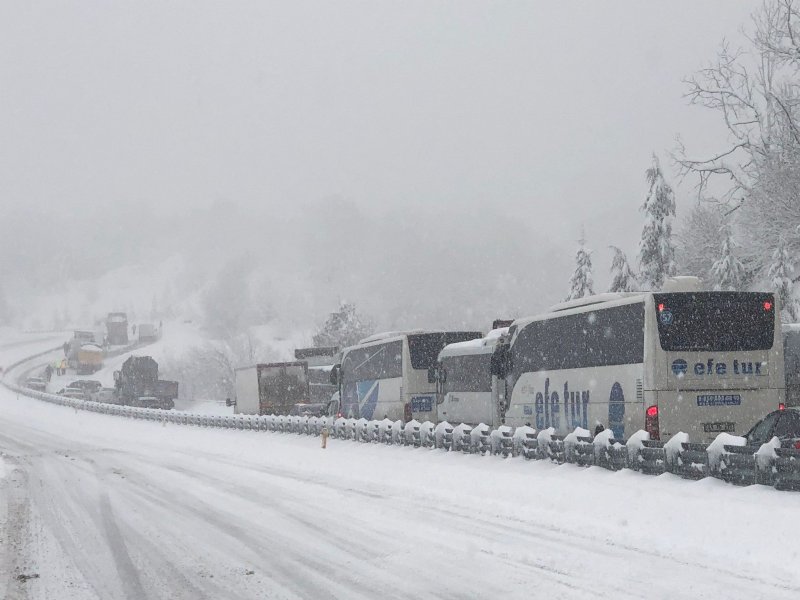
[134,396,166,409]
[25,377,47,392]
[291,402,326,417]
[90,387,118,404]
[69,380,103,394]
[58,386,89,400]
[745,407,800,449]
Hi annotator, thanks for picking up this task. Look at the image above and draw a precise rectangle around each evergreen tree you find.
[313,302,375,348]
[638,154,677,290]
[566,235,594,301]
[710,225,746,291]
[768,238,800,323]
[608,246,638,293]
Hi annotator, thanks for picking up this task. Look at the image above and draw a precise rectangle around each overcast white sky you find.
[0,1,756,273]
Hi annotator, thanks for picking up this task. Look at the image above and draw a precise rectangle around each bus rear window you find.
[653,292,775,352]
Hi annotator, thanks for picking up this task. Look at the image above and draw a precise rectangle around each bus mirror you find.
[439,367,447,384]
[491,346,509,378]
[427,366,437,384]
[329,364,341,386]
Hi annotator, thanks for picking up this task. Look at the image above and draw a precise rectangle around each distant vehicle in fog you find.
[106,312,129,346]
[138,323,157,342]
[77,344,104,374]
[25,377,47,392]
[59,386,89,400]
[68,380,103,394]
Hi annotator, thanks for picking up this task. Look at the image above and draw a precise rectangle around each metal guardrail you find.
[3,350,799,493]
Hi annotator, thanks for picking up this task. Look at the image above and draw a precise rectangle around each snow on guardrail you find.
[4,349,800,493]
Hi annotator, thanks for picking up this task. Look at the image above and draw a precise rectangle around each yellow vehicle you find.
[77,344,104,375]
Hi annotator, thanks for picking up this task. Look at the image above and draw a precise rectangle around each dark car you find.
[69,380,103,393]
[745,407,800,449]
[25,377,47,392]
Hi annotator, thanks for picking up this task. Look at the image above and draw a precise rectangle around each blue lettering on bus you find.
[672,358,765,377]
[534,378,589,430]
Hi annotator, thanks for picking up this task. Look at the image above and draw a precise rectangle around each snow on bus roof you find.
[548,292,644,313]
[438,328,508,360]
[512,294,646,335]
[357,330,428,344]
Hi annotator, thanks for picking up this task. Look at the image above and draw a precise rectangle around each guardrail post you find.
[677,443,710,480]
[774,447,800,491]
[639,440,667,475]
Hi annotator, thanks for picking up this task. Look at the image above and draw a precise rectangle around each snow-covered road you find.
[1,340,800,599]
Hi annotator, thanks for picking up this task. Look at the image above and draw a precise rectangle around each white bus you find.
[494,289,785,442]
[436,329,508,427]
[333,330,482,422]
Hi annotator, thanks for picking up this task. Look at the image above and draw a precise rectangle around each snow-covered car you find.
[90,387,118,404]
[291,402,326,417]
[135,396,170,409]
[59,387,89,400]
[745,407,800,449]
[69,379,103,394]
[25,377,47,391]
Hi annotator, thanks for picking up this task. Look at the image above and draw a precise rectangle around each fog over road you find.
[1,340,799,600]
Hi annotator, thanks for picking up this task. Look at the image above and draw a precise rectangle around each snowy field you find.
[0,338,798,599]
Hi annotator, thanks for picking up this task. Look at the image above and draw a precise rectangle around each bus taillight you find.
[403,402,412,423]
[645,405,660,440]
[779,403,786,411]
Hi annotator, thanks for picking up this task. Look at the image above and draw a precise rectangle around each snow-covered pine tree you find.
[710,225,746,291]
[638,154,677,290]
[566,234,594,301]
[608,246,638,293]
[768,238,800,323]
[313,302,375,348]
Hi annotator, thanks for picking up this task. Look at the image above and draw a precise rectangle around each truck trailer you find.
[106,312,129,346]
[77,344,104,375]
[234,361,310,415]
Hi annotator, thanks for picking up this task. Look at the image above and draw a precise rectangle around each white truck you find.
[234,361,310,415]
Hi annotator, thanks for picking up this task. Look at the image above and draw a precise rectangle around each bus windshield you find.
[653,292,775,352]
[442,354,492,393]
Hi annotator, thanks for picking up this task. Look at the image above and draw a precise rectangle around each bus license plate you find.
[696,394,741,407]
[411,395,434,412]
[703,422,736,433]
